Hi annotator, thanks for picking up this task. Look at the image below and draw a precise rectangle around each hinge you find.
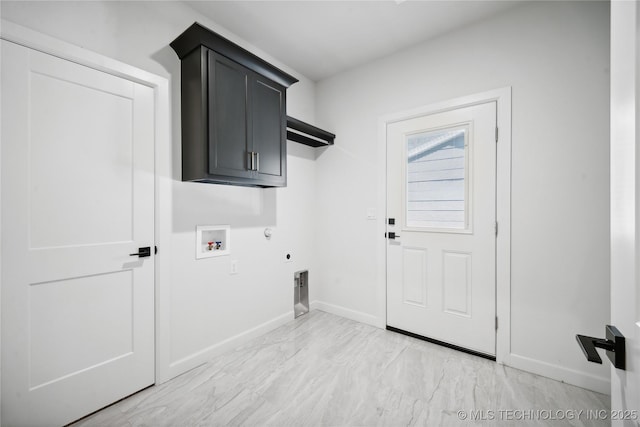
[495,127,499,143]
[495,221,498,236]
[495,316,498,330]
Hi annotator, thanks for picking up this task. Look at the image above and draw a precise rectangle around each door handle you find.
[386,232,400,240]
[576,325,625,370]
[129,247,151,258]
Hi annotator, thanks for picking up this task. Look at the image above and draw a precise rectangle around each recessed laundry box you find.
[294,270,309,318]
[196,225,230,259]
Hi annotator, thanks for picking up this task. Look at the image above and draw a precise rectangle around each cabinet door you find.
[208,50,252,179]
[250,75,286,186]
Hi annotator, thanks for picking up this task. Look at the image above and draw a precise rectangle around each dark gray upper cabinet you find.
[171,23,298,187]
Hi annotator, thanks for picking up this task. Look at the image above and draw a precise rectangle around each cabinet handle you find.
[246,152,260,171]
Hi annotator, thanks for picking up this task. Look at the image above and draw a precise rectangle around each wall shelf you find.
[286,116,335,147]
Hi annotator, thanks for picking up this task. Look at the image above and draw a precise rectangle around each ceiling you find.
[185,0,525,81]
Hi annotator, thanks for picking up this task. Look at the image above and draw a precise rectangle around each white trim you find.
[0,20,164,88]
[167,311,294,378]
[311,301,383,328]
[377,87,512,363]
[1,20,173,384]
[505,353,610,395]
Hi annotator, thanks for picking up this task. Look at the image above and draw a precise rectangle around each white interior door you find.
[386,102,496,357]
[1,40,155,426]
[610,1,640,421]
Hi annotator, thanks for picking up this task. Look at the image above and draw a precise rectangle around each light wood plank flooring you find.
[73,311,609,426]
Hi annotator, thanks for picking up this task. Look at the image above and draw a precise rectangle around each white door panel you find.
[1,40,155,427]
[610,1,640,421]
[387,102,496,357]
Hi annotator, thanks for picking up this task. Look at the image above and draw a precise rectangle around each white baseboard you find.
[163,311,294,383]
[504,353,610,395]
[311,300,384,329]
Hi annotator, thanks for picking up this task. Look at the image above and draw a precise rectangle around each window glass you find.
[406,127,468,229]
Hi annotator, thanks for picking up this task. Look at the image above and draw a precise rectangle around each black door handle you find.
[576,325,625,370]
[387,232,400,240]
[129,247,151,258]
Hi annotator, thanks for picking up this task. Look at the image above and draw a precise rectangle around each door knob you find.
[387,232,400,240]
[129,247,151,258]
[576,325,625,370]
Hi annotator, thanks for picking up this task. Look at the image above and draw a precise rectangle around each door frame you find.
[377,87,512,363]
[0,20,173,388]
[610,0,639,415]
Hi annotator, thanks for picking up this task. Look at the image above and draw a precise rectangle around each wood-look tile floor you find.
[73,311,609,426]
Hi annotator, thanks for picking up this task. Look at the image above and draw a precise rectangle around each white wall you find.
[314,1,611,393]
[0,1,318,380]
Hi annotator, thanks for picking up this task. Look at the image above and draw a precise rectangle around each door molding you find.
[0,20,173,384]
[377,87,511,364]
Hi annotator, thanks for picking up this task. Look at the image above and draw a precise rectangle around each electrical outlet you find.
[284,252,292,263]
[230,260,238,275]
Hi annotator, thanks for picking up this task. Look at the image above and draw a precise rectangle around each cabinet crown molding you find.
[170,22,298,88]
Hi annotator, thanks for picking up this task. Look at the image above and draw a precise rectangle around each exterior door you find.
[386,102,497,357]
[1,40,155,426]
[610,0,640,421]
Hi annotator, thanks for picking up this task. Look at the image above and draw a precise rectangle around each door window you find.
[406,126,469,230]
